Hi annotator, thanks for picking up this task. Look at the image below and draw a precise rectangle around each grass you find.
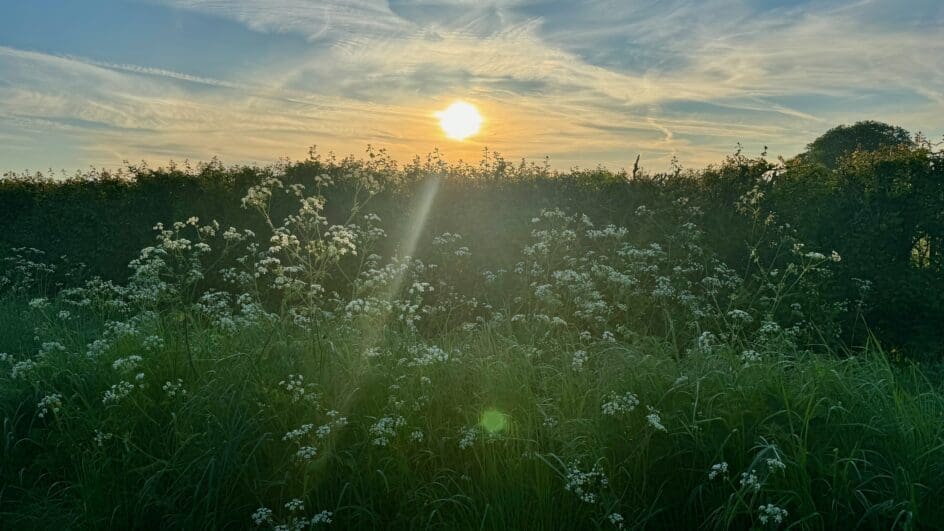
[1,170,943,530]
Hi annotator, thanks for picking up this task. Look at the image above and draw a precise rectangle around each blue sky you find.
[1,0,942,172]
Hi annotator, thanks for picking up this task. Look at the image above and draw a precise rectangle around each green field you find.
[2,128,944,529]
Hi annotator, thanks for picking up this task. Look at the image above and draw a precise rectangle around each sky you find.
[1,0,942,173]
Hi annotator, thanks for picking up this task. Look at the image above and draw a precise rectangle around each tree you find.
[801,121,913,169]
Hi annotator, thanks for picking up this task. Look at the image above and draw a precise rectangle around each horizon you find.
[1,0,943,173]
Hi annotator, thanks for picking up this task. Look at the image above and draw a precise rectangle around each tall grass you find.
[1,165,942,530]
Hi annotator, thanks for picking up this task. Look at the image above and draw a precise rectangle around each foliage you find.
[798,121,914,169]
[1,161,943,529]
[769,137,944,357]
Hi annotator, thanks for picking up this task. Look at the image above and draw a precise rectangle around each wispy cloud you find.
[1,0,942,172]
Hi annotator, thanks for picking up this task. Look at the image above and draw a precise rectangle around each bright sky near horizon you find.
[1,0,942,173]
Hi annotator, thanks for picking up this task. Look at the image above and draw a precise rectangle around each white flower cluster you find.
[310,510,333,525]
[757,503,788,525]
[251,503,333,530]
[102,381,135,405]
[278,374,319,404]
[740,349,762,366]
[571,350,589,372]
[608,512,625,529]
[37,393,63,418]
[407,344,451,367]
[766,456,786,473]
[645,407,667,432]
[251,507,273,526]
[369,415,406,446]
[707,461,729,480]
[563,461,609,504]
[162,379,186,398]
[458,427,478,450]
[112,355,143,373]
[601,392,639,416]
[11,358,37,380]
[740,471,762,492]
[296,446,318,460]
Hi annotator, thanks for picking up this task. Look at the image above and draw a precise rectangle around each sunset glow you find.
[0,2,942,171]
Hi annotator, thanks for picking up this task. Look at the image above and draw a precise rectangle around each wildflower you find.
[37,393,63,418]
[726,309,754,324]
[408,345,450,367]
[162,379,186,398]
[571,350,588,372]
[708,462,729,480]
[370,416,406,446]
[694,331,716,354]
[740,471,762,492]
[278,374,318,403]
[563,461,608,504]
[830,250,842,262]
[758,504,788,525]
[409,430,424,442]
[311,510,333,525]
[102,381,135,405]
[296,446,318,460]
[652,276,675,298]
[11,359,37,379]
[112,355,143,373]
[458,427,477,449]
[740,349,762,366]
[608,512,625,528]
[645,407,667,432]
[283,424,314,442]
[601,392,639,416]
[284,498,305,512]
[766,456,786,473]
[143,335,164,351]
[251,507,274,526]
[223,227,243,242]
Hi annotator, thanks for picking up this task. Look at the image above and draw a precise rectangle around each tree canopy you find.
[800,120,914,169]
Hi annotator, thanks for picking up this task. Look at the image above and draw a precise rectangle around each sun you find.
[436,101,483,140]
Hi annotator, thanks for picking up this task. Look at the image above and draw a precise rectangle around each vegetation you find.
[1,122,943,529]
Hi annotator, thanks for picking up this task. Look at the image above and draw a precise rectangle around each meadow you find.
[2,129,944,529]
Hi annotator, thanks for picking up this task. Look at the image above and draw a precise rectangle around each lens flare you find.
[480,409,508,433]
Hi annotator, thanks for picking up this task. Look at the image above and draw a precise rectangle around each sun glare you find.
[436,101,483,140]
